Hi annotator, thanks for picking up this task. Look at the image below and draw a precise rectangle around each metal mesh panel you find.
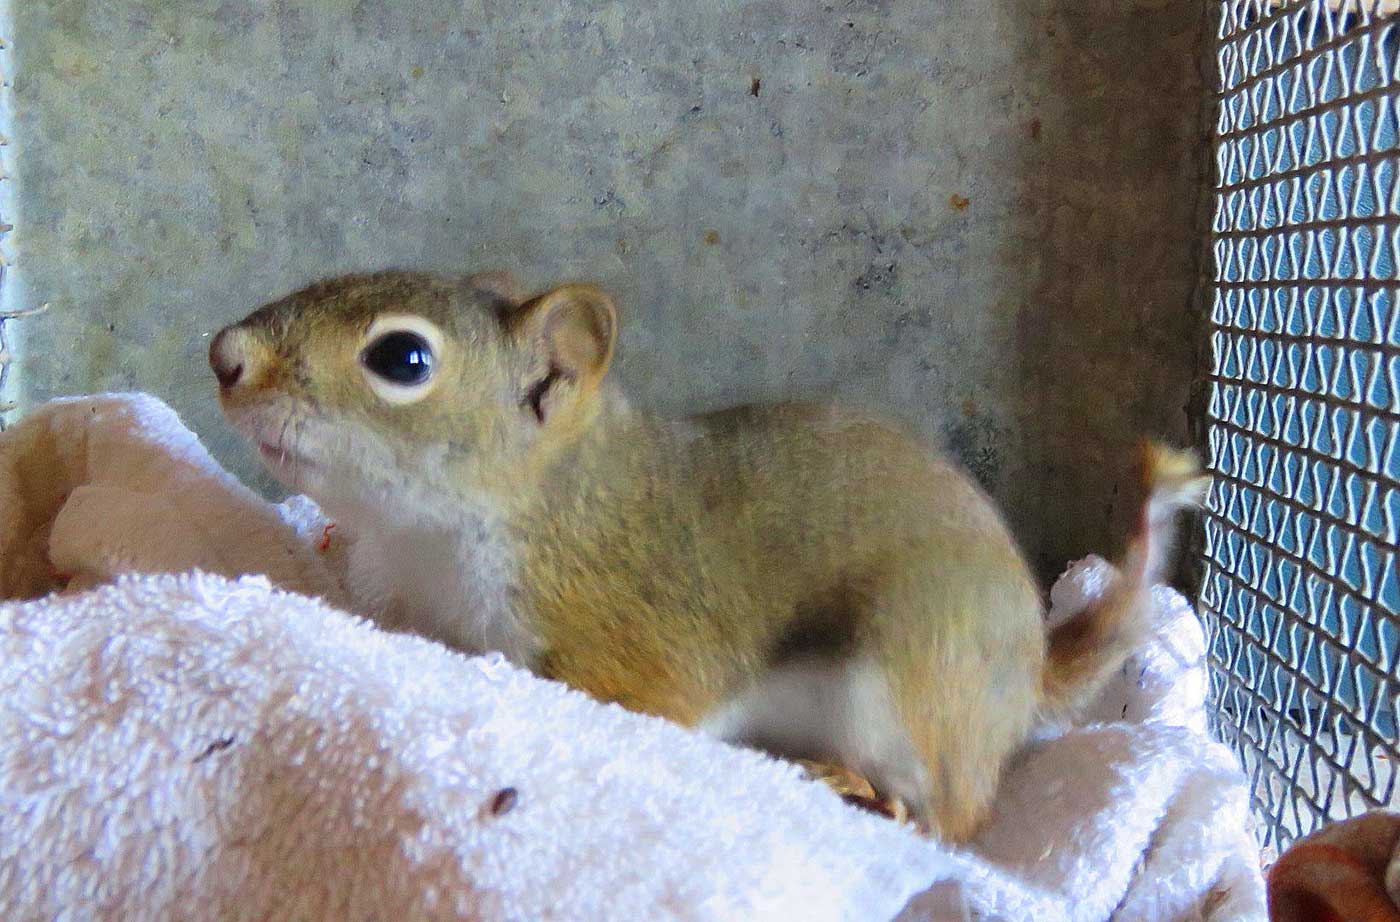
[1205,0,1400,860]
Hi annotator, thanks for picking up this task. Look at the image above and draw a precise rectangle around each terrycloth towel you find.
[0,393,1268,921]
[0,393,348,607]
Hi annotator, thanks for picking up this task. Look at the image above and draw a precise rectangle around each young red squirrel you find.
[210,270,1207,841]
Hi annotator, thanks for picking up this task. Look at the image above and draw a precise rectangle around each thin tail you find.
[1039,442,1211,718]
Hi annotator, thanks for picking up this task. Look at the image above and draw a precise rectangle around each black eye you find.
[361,331,434,385]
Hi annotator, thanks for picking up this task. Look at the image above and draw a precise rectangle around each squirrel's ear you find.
[510,284,617,425]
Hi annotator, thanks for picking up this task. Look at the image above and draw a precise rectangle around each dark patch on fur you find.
[767,580,871,665]
[524,364,569,423]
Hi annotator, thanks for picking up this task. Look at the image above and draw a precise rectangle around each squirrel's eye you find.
[361,331,434,385]
[358,316,444,405]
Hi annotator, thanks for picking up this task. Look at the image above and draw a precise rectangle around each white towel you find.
[0,393,1267,921]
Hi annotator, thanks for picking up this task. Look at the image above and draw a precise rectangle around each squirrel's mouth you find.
[225,399,323,483]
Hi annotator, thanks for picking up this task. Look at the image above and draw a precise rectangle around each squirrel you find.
[210,269,1208,842]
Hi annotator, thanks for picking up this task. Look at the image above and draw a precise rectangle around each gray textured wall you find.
[4,0,1206,579]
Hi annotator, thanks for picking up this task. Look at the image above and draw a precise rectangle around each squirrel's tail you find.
[1039,443,1210,718]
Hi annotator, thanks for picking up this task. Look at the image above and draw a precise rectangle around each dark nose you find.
[209,326,246,390]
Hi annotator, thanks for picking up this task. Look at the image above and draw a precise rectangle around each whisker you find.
[291,411,308,491]
[275,412,291,462]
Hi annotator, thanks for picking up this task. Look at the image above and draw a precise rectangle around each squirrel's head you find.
[210,270,617,515]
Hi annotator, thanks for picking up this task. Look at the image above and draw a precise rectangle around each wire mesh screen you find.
[1204,0,1400,859]
[0,29,10,431]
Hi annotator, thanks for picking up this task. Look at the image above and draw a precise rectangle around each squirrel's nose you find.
[209,326,250,390]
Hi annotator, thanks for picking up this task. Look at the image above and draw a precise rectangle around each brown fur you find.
[210,269,1205,842]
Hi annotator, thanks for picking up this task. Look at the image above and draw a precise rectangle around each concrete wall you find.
[4,0,1207,579]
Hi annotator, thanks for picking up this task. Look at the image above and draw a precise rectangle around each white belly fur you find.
[345,508,536,665]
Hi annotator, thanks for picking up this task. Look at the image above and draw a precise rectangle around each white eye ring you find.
[358,314,446,405]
